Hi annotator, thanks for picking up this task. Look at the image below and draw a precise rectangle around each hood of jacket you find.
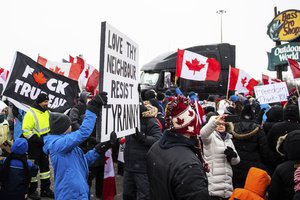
[284,130,300,160]
[232,121,260,140]
[244,167,271,197]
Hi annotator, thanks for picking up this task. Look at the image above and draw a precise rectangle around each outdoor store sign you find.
[267,9,300,42]
[267,42,300,71]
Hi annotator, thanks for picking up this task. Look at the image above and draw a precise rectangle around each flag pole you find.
[226,65,231,99]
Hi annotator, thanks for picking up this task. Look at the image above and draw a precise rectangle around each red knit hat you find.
[165,95,200,135]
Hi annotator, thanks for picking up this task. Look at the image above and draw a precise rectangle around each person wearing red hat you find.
[146,95,209,200]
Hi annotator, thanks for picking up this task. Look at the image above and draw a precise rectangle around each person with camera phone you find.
[200,114,240,200]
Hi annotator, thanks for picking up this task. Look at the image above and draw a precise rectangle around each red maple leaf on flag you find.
[33,72,47,85]
[0,68,4,75]
[185,59,205,75]
[241,77,248,87]
[50,66,65,76]
[176,118,185,126]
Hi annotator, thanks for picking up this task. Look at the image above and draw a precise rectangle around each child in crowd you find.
[0,138,38,199]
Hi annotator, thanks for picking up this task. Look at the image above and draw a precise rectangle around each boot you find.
[28,191,41,200]
[40,188,54,198]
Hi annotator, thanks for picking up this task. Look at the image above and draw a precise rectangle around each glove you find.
[95,131,117,154]
[87,92,108,114]
[133,127,146,144]
[224,146,237,162]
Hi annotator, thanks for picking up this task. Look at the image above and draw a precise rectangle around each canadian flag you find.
[176,49,221,81]
[288,58,300,79]
[262,74,282,85]
[102,149,116,200]
[0,67,9,85]
[228,66,258,94]
[70,56,99,94]
[37,55,83,81]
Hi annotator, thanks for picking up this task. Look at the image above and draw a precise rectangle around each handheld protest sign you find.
[98,22,140,142]
[254,82,289,104]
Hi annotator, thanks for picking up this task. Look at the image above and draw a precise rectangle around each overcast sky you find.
[0,0,299,80]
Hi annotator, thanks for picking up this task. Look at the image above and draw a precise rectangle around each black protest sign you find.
[3,51,80,113]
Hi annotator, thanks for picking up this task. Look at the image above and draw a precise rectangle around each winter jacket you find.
[232,120,273,188]
[43,110,100,200]
[0,157,38,200]
[263,105,283,135]
[124,105,162,173]
[146,130,209,200]
[269,130,300,200]
[229,167,271,200]
[200,117,240,198]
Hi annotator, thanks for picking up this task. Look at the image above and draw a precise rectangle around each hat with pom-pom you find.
[165,95,200,135]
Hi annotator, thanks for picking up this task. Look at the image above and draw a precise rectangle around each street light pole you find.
[216,10,226,43]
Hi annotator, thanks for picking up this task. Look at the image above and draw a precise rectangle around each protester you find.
[262,105,283,136]
[229,167,271,200]
[267,104,300,155]
[231,105,274,188]
[123,100,162,200]
[200,114,240,199]
[268,130,300,200]
[43,92,117,200]
[146,95,209,200]
[22,93,53,199]
[69,91,105,199]
[0,138,38,200]
[0,101,11,156]
[69,91,92,131]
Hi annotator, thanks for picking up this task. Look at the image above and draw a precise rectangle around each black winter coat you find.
[146,131,209,200]
[232,120,274,188]
[269,130,300,200]
[267,121,300,153]
[124,117,162,173]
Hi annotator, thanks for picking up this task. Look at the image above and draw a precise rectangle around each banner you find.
[99,22,140,142]
[3,52,80,113]
[254,82,289,104]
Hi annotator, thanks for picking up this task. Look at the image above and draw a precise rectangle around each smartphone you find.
[224,115,240,123]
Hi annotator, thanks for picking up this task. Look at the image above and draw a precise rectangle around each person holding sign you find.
[42,92,117,200]
[123,100,162,200]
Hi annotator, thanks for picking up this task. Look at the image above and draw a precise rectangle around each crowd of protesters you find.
[1,86,300,200]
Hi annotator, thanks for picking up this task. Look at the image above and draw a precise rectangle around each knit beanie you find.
[144,89,156,101]
[49,112,71,134]
[241,105,254,120]
[165,95,200,135]
[36,93,49,104]
[283,104,299,121]
[157,92,165,101]
[11,138,28,155]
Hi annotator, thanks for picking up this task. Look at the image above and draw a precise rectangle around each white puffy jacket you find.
[200,116,240,198]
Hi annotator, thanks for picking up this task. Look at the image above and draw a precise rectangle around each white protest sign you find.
[254,82,289,104]
[99,22,140,142]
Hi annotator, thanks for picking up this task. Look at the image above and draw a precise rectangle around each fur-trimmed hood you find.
[142,101,158,118]
[232,121,260,140]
